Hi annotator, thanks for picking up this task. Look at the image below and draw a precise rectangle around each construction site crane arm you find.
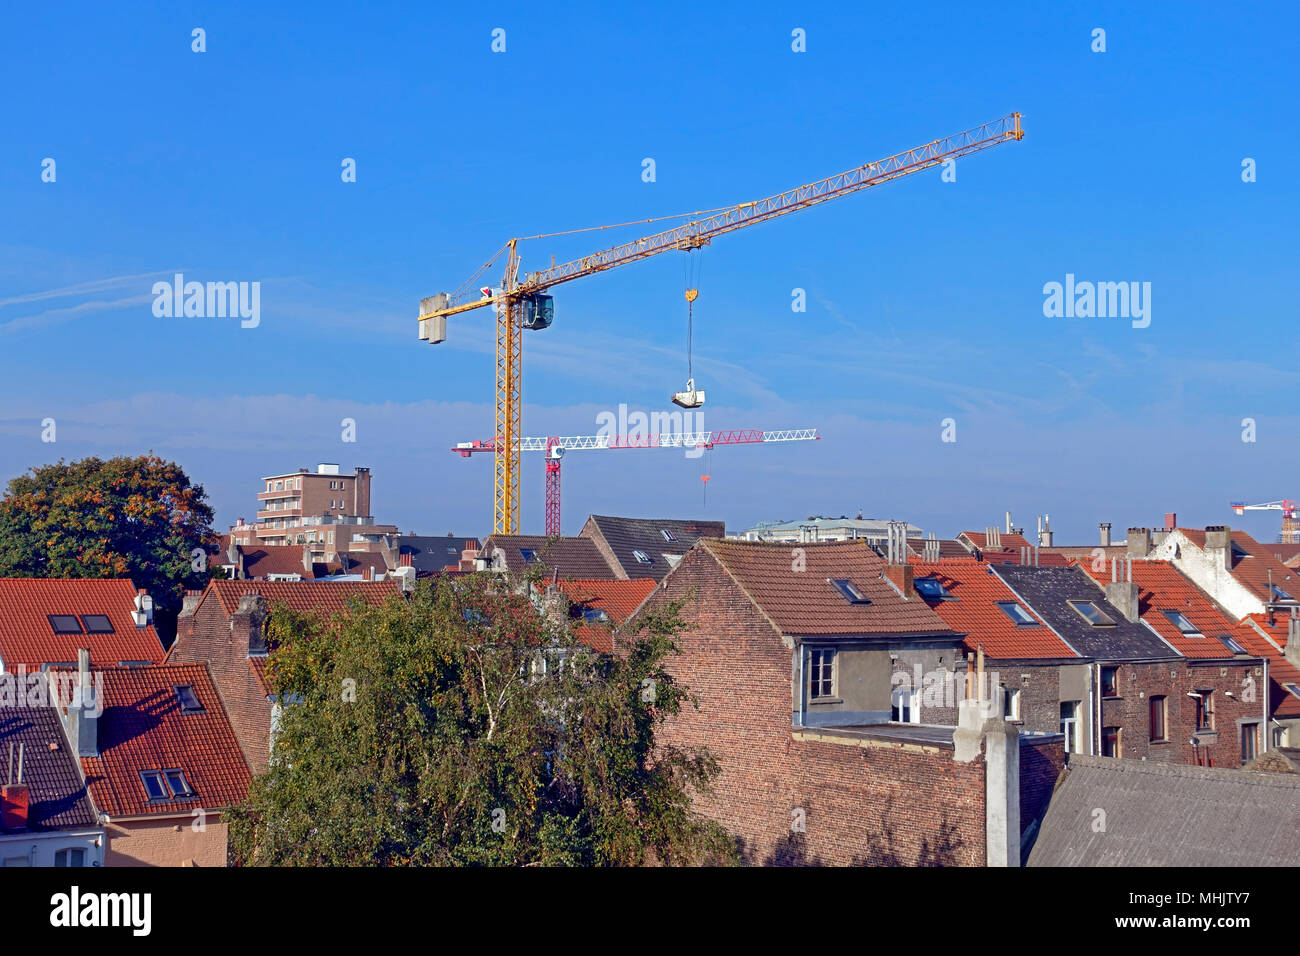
[453,427,819,455]
[419,113,1023,321]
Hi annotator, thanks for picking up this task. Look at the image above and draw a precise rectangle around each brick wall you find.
[1101,659,1263,768]
[1019,735,1067,832]
[170,594,272,774]
[105,815,229,867]
[640,547,990,866]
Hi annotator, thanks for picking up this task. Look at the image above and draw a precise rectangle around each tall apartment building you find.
[229,463,397,556]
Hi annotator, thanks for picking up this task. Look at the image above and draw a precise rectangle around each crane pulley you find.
[420,113,1024,533]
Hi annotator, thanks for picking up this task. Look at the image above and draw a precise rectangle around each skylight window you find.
[1160,610,1202,636]
[163,769,194,798]
[48,615,83,634]
[80,614,114,634]
[1284,683,1300,700]
[1270,584,1296,601]
[914,577,953,600]
[1067,600,1115,627]
[661,529,678,543]
[996,601,1037,626]
[581,607,611,624]
[632,550,653,564]
[462,608,488,625]
[1217,634,1247,655]
[829,578,870,605]
[174,685,204,712]
[518,548,538,563]
[140,771,169,801]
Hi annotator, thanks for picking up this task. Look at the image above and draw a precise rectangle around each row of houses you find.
[3,511,1298,866]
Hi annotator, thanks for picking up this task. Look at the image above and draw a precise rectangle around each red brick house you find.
[630,538,1064,866]
[167,580,401,774]
[55,653,250,866]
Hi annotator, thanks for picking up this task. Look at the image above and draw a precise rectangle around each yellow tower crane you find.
[418,113,1024,534]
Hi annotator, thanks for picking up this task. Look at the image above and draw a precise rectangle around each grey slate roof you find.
[581,515,725,582]
[399,536,478,575]
[0,704,98,831]
[993,564,1177,660]
[481,535,617,579]
[1028,755,1300,866]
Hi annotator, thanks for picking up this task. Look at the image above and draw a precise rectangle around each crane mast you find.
[420,114,1024,533]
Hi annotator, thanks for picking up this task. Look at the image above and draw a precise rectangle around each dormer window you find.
[829,578,870,604]
[1068,600,1115,627]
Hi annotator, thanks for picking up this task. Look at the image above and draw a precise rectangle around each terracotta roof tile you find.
[0,578,164,669]
[910,561,1078,659]
[205,579,401,617]
[555,578,658,654]
[700,539,956,637]
[75,663,251,818]
[959,531,1034,552]
[1078,560,1250,659]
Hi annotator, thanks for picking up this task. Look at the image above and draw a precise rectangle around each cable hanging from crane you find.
[674,249,706,408]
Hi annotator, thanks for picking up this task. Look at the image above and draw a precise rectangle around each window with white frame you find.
[808,648,835,700]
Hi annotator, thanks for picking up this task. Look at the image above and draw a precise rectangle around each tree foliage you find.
[226,572,736,866]
[0,454,216,611]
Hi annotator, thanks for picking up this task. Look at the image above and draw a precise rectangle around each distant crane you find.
[1231,500,1298,543]
[454,428,819,537]
[418,114,1024,533]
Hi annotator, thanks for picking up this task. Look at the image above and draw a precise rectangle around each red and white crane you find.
[454,428,819,537]
[1230,499,1298,543]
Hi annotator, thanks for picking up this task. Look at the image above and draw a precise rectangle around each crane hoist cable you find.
[674,250,706,408]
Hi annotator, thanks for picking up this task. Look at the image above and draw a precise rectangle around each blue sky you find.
[1,1,1298,543]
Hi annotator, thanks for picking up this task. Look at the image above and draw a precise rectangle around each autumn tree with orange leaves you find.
[0,455,217,619]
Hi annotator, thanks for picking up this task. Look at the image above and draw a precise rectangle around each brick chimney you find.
[1,742,29,832]
[1164,513,1177,532]
[884,563,915,599]
[1126,528,1151,557]
[233,592,270,656]
[353,466,372,517]
[1205,526,1232,570]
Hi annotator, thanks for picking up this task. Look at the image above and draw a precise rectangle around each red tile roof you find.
[699,539,956,637]
[75,662,251,817]
[555,578,658,654]
[960,531,1034,552]
[0,578,164,669]
[1238,614,1300,718]
[1079,560,1247,659]
[203,579,401,617]
[910,561,1078,659]
[975,548,1071,566]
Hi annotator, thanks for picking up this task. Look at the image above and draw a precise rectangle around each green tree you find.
[226,572,736,866]
[0,454,217,614]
